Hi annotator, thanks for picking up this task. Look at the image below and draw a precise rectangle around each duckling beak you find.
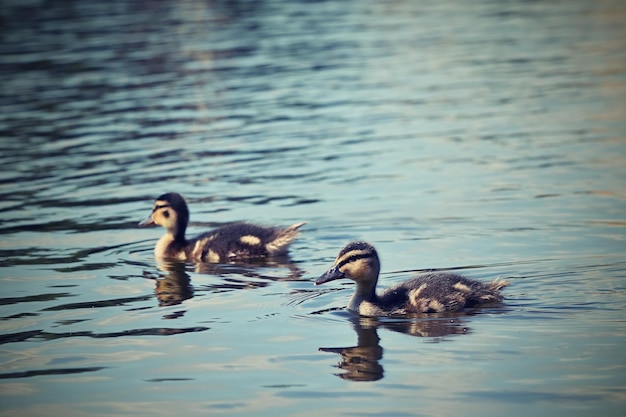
[138,216,155,227]
[315,265,345,286]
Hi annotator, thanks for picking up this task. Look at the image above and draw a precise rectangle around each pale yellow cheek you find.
[344,262,368,278]
[153,213,165,226]
[153,211,178,230]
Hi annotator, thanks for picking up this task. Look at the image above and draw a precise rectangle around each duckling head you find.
[139,192,189,240]
[315,241,381,292]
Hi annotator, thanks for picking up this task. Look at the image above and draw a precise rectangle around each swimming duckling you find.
[139,192,305,262]
[315,241,508,317]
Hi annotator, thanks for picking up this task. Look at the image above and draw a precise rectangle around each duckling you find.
[139,192,305,262]
[315,241,508,317]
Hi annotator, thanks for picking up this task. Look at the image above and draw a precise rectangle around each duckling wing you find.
[380,273,507,313]
[265,222,305,255]
[190,222,303,261]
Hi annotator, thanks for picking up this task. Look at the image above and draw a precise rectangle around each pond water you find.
[1,0,625,416]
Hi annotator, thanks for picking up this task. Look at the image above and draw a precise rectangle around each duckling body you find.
[139,192,304,262]
[315,241,508,317]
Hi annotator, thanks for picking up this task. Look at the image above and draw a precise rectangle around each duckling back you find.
[379,273,509,314]
[140,192,305,262]
[189,221,305,262]
[316,240,509,317]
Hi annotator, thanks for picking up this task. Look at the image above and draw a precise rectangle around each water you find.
[1,0,625,415]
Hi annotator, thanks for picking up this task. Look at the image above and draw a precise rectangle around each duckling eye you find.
[163,210,170,218]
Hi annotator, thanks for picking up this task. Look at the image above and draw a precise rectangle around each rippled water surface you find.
[1,0,625,416]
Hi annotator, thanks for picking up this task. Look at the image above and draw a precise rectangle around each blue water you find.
[1,0,625,416]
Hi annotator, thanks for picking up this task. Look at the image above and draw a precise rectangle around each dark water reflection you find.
[148,257,304,308]
[320,317,385,382]
[149,263,194,307]
[319,315,472,382]
[1,0,625,416]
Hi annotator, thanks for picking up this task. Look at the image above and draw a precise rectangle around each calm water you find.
[1,0,625,416]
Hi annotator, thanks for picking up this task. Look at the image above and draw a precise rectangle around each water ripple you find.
[0,0,624,414]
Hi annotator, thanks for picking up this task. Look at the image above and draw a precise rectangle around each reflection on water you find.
[319,315,471,381]
[0,366,108,380]
[149,257,304,308]
[149,263,194,308]
[320,317,384,382]
[192,257,304,281]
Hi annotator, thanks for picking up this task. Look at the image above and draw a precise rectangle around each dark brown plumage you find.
[139,192,304,262]
[315,241,508,317]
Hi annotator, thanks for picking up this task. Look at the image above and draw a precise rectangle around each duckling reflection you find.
[145,256,304,308]
[378,315,470,338]
[193,256,304,282]
[319,317,384,381]
[150,262,193,307]
[319,315,471,381]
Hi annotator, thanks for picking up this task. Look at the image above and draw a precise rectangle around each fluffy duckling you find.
[315,241,508,317]
[139,192,305,262]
